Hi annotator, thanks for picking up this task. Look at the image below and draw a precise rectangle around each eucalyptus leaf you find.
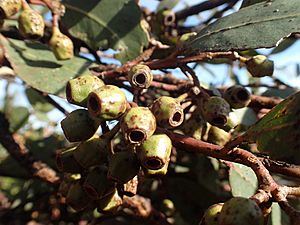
[245,91,300,162]
[6,106,30,133]
[183,0,300,54]
[1,36,94,97]
[26,88,54,113]
[157,0,180,12]
[229,163,257,198]
[267,203,290,225]
[270,37,297,54]
[62,0,149,63]
[262,87,297,99]
[0,156,30,179]
[240,0,267,8]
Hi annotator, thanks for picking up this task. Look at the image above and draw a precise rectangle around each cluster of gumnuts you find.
[56,61,260,214]
[0,0,73,60]
[57,64,182,213]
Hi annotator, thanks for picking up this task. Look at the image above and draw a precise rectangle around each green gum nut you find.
[121,106,157,145]
[201,96,231,127]
[58,173,81,197]
[121,175,138,197]
[246,55,274,77]
[66,181,92,212]
[18,7,44,39]
[199,203,223,225]
[161,199,175,217]
[151,96,184,128]
[60,109,100,142]
[224,85,251,109]
[137,133,172,170]
[49,27,74,60]
[83,166,115,199]
[207,126,231,146]
[108,151,140,184]
[180,106,208,140]
[161,9,176,26]
[97,188,123,213]
[87,85,127,121]
[73,135,109,169]
[0,0,21,19]
[66,74,104,107]
[127,64,153,89]
[143,159,169,177]
[56,147,83,173]
[219,197,264,225]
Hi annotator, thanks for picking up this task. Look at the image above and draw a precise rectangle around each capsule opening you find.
[0,9,6,20]
[129,130,145,143]
[212,116,227,126]
[134,73,146,86]
[88,95,100,113]
[237,89,250,101]
[66,82,72,102]
[145,158,163,170]
[164,13,175,26]
[172,111,182,123]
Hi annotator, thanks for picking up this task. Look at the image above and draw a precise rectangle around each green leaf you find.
[25,131,65,168]
[270,37,297,54]
[240,0,267,8]
[0,145,29,179]
[230,107,257,127]
[0,156,30,179]
[268,203,290,225]
[245,91,300,162]
[6,106,30,133]
[61,0,149,63]
[0,36,94,97]
[25,88,54,113]
[183,0,300,54]
[157,0,180,12]
[262,87,297,98]
[229,163,257,198]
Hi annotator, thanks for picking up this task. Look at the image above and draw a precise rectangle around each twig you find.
[249,95,282,109]
[278,200,300,225]
[158,128,275,186]
[175,0,238,20]
[0,112,60,185]
[260,158,300,179]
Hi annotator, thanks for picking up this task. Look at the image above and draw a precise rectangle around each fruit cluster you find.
[57,64,254,213]
[199,197,264,225]
[0,0,73,60]
[57,65,183,212]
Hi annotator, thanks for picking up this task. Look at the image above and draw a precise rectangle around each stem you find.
[158,128,276,188]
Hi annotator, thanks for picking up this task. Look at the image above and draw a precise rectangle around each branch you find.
[278,200,300,225]
[0,112,60,185]
[175,0,238,20]
[260,157,300,179]
[249,95,282,109]
[160,129,276,188]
